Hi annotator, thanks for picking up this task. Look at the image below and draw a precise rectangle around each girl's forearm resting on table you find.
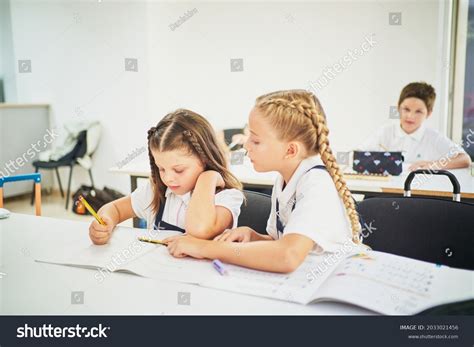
[251,231,273,241]
[200,234,314,273]
[186,174,231,239]
[98,196,135,225]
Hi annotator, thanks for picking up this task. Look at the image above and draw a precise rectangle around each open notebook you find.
[36,231,473,315]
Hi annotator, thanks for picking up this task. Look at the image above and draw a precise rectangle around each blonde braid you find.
[312,112,362,243]
[299,99,362,242]
[258,92,362,243]
[259,98,301,112]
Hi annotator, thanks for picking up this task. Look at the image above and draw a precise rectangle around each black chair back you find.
[57,130,88,163]
[357,197,474,270]
[238,190,271,235]
[223,128,244,145]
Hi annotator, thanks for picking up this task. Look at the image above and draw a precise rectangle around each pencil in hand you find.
[79,195,106,226]
[138,236,168,246]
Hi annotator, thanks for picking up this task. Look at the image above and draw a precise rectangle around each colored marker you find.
[212,259,228,276]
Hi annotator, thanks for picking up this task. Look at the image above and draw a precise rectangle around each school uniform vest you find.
[154,198,185,233]
[275,165,326,236]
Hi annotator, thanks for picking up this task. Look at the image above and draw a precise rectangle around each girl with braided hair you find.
[165,90,367,273]
[89,109,244,245]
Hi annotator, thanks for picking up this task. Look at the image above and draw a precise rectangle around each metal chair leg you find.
[88,169,95,187]
[65,165,74,210]
[55,167,64,197]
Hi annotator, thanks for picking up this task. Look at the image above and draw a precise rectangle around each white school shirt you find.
[266,155,364,253]
[360,123,466,163]
[131,180,244,230]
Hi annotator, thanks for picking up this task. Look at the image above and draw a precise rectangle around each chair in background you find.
[238,190,271,235]
[223,128,245,146]
[1,173,42,215]
[357,196,474,270]
[356,170,474,270]
[30,130,94,210]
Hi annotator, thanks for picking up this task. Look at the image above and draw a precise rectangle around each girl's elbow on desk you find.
[278,243,311,273]
[185,209,233,239]
[185,220,225,239]
[276,235,315,273]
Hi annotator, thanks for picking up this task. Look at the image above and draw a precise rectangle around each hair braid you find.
[147,126,165,210]
[256,90,362,243]
[182,130,208,165]
[312,112,362,242]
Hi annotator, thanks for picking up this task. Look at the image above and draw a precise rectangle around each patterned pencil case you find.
[352,151,404,176]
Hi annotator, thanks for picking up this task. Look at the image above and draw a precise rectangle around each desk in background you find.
[109,160,474,227]
[109,160,474,201]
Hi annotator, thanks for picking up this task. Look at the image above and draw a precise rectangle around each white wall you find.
[0,0,17,101]
[6,0,451,194]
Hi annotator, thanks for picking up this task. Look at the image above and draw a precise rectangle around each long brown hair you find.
[255,90,361,243]
[147,109,242,214]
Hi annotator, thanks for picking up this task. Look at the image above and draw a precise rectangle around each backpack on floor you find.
[72,185,124,215]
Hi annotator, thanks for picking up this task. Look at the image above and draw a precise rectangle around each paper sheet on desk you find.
[35,227,342,302]
[126,246,218,283]
[34,228,211,282]
[312,252,474,315]
[35,228,473,313]
[125,248,350,304]
[200,252,340,304]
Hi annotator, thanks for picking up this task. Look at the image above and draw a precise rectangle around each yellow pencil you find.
[79,195,106,226]
[138,236,167,246]
[379,143,389,151]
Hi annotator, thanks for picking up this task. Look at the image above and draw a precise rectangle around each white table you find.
[0,213,373,315]
[109,160,474,200]
[345,165,474,200]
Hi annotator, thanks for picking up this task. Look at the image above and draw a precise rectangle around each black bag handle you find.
[404,169,461,201]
